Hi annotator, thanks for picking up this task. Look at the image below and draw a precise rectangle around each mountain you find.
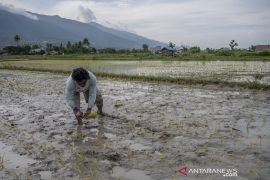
[0,9,165,48]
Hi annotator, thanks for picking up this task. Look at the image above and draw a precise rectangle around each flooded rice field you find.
[0,70,269,180]
[1,60,270,85]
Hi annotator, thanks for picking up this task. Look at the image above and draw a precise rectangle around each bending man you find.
[65,67,103,125]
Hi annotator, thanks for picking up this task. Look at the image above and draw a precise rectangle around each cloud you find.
[0,2,38,20]
[77,5,96,23]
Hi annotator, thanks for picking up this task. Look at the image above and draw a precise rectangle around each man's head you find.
[72,68,90,87]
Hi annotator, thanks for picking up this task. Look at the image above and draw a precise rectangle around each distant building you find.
[149,46,162,53]
[255,45,270,51]
[160,47,177,56]
[30,48,46,54]
[218,47,231,51]
[0,49,7,55]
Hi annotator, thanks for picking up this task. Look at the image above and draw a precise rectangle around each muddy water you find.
[0,70,269,180]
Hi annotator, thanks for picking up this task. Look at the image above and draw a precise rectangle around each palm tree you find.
[14,35,21,46]
[229,40,238,51]
[66,41,71,49]
[142,44,149,52]
[83,38,90,47]
[168,41,175,48]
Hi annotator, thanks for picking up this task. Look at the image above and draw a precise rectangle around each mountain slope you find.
[0,9,165,48]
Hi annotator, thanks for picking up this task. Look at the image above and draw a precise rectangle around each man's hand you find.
[83,108,92,119]
[73,107,83,125]
[84,108,97,119]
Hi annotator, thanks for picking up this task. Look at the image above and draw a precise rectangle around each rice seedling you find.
[166,159,175,166]
[5,170,19,179]
[23,143,33,151]
[84,113,97,119]
[253,73,264,80]
[71,147,85,162]
[151,132,158,142]
[250,169,260,179]
[56,152,65,165]
[43,140,56,151]
[127,147,133,159]
[127,120,135,127]
[0,156,4,170]
[84,169,97,180]
[75,166,83,177]
[114,100,123,107]
[159,153,165,160]
[145,149,152,157]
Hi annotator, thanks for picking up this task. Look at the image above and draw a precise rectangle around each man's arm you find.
[65,77,77,110]
[87,75,97,109]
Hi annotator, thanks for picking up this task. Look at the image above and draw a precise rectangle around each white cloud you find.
[77,5,96,23]
[0,2,38,20]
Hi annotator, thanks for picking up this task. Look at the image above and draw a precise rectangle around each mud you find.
[0,70,269,180]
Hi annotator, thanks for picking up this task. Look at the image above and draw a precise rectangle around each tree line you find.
[1,35,268,56]
[1,35,151,55]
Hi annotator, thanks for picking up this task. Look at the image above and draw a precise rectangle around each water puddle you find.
[111,166,152,180]
[0,141,36,172]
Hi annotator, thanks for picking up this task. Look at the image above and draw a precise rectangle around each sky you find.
[0,0,270,48]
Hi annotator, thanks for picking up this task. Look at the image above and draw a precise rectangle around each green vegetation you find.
[1,35,270,61]
[0,53,165,61]
[14,34,21,46]
[0,156,4,170]
[1,50,270,62]
[229,40,238,50]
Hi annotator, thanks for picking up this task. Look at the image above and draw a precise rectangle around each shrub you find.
[215,50,232,56]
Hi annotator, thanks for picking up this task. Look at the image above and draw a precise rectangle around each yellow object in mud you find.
[114,100,123,107]
[84,113,97,119]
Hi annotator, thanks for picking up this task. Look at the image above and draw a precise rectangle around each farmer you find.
[65,67,103,125]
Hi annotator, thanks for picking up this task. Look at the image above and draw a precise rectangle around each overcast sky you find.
[1,0,270,48]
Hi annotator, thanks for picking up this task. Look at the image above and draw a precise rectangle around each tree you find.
[14,35,21,46]
[142,44,149,52]
[249,45,256,52]
[181,45,188,52]
[53,46,60,52]
[205,48,215,53]
[31,44,39,49]
[190,46,201,53]
[4,45,31,55]
[83,38,90,46]
[46,43,53,51]
[78,41,82,48]
[229,40,238,51]
[66,41,71,49]
[59,43,65,53]
[168,42,175,48]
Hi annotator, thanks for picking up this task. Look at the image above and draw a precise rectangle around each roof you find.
[161,47,177,52]
[256,45,270,51]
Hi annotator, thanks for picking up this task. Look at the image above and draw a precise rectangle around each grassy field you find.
[1,54,270,90]
[1,51,270,62]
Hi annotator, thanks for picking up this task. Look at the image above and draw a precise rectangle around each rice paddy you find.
[0,55,270,179]
[1,57,270,89]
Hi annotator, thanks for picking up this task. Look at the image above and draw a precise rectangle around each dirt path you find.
[0,70,269,180]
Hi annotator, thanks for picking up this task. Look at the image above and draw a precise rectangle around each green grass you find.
[1,64,269,91]
[1,52,270,62]
[0,53,170,61]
